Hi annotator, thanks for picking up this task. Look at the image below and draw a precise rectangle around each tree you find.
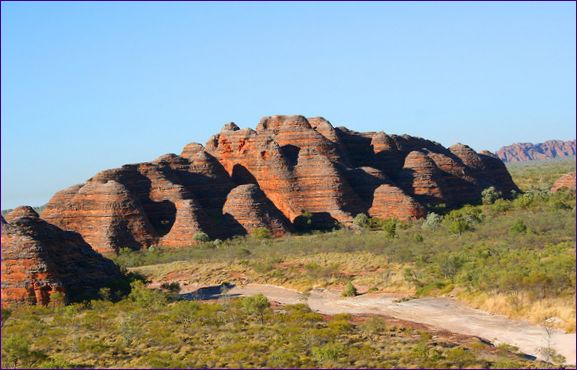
[342,281,358,297]
[482,186,502,205]
[422,213,442,231]
[446,219,470,235]
[242,294,270,324]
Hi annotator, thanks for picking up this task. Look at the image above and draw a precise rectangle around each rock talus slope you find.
[41,115,519,252]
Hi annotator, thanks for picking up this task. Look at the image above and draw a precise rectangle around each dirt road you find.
[175,282,576,365]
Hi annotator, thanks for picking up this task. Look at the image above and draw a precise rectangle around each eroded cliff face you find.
[1,207,122,307]
[41,115,520,252]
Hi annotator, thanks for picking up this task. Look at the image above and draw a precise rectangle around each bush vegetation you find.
[113,160,576,331]
[2,283,544,368]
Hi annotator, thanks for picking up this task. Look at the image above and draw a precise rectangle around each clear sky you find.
[1,1,575,209]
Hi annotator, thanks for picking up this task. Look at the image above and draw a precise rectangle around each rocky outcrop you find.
[42,114,520,252]
[369,184,426,220]
[222,184,292,236]
[495,140,576,163]
[1,207,122,307]
[551,172,576,193]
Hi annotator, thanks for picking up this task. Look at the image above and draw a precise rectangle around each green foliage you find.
[422,212,442,231]
[381,218,398,238]
[440,255,465,279]
[443,206,483,235]
[252,227,272,240]
[446,218,471,235]
[1,292,547,368]
[193,232,211,242]
[353,213,370,228]
[482,186,502,205]
[49,291,66,307]
[128,281,167,308]
[510,219,527,234]
[242,294,270,324]
[342,281,358,297]
[312,342,345,362]
[445,347,476,368]
[491,199,512,213]
[2,308,11,327]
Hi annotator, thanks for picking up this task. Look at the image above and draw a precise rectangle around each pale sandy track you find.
[174,282,576,365]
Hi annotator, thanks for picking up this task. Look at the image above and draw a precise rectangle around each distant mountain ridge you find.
[496,140,576,163]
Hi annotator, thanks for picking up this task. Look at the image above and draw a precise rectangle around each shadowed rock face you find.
[1,208,123,307]
[41,115,520,251]
[551,172,576,193]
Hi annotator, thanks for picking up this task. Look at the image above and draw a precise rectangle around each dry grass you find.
[132,252,414,294]
[459,291,576,333]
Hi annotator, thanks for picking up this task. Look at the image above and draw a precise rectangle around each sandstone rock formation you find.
[551,172,576,193]
[369,184,426,221]
[222,184,292,236]
[495,140,576,163]
[1,207,122,307]
[42,115,520,252]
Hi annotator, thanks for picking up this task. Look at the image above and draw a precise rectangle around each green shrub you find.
[242,294,270,324]
[312,342,344,362]
[422,212,442,231]
[252,227,272,240]
[510,219,527,234]
[482,186,502,205]
[128,281,167,308]
[445,347,476,368]
[443,206,482,235]
[381,219,397,238]
[491,199,512,213]
[353,213,370,228]
[342,281,358,297]
[193,232,210,243]
[446,218,471,235]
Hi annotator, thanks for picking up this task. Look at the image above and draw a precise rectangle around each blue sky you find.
[1,1,575,209]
